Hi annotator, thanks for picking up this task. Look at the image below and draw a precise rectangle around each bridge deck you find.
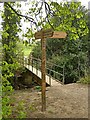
[24,64,61,86]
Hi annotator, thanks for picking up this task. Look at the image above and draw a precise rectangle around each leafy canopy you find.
[45,1,89,40]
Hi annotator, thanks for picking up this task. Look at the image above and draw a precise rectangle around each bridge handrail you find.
[28,56,64,69]
[46,61,64,69]
[46,67,63,76]
[18,55,65,84]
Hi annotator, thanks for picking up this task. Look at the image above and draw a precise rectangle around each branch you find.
[44,1,55,30]
[5,3,38,27]
[5,1,55,30]
[35,1,43,16]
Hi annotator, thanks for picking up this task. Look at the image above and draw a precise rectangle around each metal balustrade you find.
[18,55,65,85]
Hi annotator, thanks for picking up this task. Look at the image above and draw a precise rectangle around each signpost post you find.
[41,31,46,111]
[34,29,67,111]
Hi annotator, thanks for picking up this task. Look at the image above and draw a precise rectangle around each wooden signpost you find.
[34,29,67,111]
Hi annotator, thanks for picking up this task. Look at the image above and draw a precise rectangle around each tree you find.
[46,1,89,40]
[87,2,90,73]
[32,1,89,83]
[2,2,21,63]
[1,2,22,118]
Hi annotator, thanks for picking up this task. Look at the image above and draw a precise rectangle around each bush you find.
[2,61,14,118]
[32,42,41,59]
[77,75,90,84]
[47,55,79,83]
[2,76,13,118]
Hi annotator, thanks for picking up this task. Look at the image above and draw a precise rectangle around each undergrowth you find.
[77,75,90,84]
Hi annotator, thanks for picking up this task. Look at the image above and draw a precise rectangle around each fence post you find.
[63,66,65,84]
[27,58,28,66]
[53,72,55,79]
[32,59,33,72]
[49,75,51,86]
[36,60,38,75]
[28,57,30,65]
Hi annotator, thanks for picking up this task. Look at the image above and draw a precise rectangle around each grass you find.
[29,104,37,112]
[17,41,33,57]
[10,97,27,118]
[23,45,32,56]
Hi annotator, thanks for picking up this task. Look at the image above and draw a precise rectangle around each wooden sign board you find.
[35,32,42,39]
[35,30,67,39]
[43,29,53,38]
[50,31,67,38]
[34,29,53,39]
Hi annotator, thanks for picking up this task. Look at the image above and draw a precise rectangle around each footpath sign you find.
[35,29,67,39]
[34,29,67,111]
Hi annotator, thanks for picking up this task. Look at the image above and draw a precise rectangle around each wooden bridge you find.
[18,55,65,86]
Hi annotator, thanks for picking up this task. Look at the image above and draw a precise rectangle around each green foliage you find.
[1,2,22,118]
[2,2,21,64]
[35,86,41,91]
[17,101,25,110]
[77,75,90,84]
[2,61,14,118]
[16,41,34,57]
[48,2,89,83]
[2,96,12,118]
[23,44,33,57]
[47,54,78,83]
[46,1,89,40]
[18,111,26,118]
[32,35,88,83]
[32,42,41,59]
[29,104,36,112]
[16,101,26,118]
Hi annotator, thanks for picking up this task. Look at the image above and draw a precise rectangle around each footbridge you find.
[18,55,65,86]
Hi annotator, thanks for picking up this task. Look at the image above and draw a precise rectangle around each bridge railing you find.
[17,52,24,65]
[18,55,65,84]
[46,61,65,84]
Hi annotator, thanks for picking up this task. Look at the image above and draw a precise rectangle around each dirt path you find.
[11,83,88,118]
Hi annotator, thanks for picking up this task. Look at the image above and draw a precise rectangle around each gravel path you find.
[11,83,88,118]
